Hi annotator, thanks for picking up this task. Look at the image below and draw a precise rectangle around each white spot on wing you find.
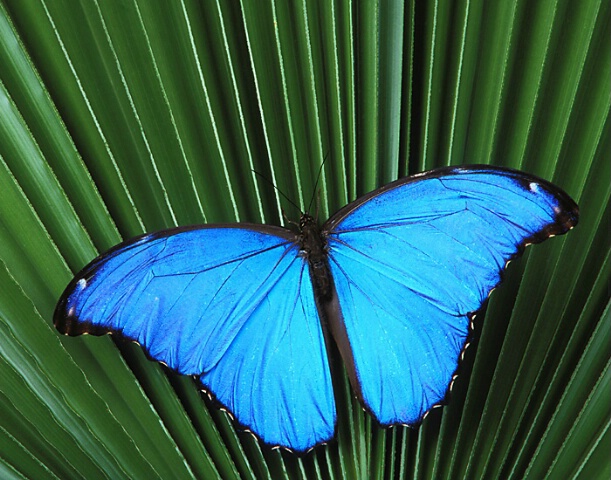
[77,278,87,289]
[529,182,539,193]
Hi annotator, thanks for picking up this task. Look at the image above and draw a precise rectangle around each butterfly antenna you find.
[252,170,302,214]
[308,155,328,214]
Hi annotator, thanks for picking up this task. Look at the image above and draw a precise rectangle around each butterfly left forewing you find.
[55,225,336,453]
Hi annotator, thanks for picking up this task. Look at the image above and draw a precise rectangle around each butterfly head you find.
[298,212,324,249]
[299,212,317,230]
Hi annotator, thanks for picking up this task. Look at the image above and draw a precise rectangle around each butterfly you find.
[55,165,579,453]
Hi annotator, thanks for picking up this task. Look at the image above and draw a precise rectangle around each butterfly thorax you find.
[299,213,332,300]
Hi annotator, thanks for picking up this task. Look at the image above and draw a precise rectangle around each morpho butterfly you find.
[55,165,578,453]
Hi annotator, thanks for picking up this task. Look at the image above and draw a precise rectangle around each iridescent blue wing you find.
[322,165,578,426]
[55,226,336,453]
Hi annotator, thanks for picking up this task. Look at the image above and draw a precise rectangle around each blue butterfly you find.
[55,165,578,453]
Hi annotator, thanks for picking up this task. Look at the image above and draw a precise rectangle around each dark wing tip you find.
[53,275,110,337]
[528,182,580,246]
[544,173,580,230]
[54,300,110,337]
[53,285,80,335]
[555,197,579,232]
[55,317,111,337]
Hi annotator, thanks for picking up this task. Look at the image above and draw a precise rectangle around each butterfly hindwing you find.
[55,226,336,453]
[323,166,578,426]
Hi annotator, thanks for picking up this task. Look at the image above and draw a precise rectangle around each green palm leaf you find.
[0,0,608,478]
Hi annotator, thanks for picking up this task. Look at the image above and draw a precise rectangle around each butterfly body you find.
[55,165,578,453]
[298,213,334,301]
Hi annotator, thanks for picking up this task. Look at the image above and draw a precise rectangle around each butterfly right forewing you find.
[322,166,578,426]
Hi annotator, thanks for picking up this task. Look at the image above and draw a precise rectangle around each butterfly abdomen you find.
[299,213,333,301]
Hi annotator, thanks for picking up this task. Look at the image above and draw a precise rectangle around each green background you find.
[0,0,608,478]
